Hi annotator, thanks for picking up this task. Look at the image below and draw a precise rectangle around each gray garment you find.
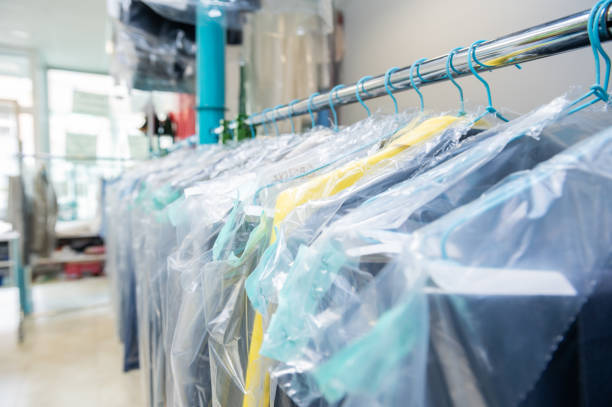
[30,165,58,257]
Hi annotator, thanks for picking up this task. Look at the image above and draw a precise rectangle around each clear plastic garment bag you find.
[303,126,612,407]
[258,100,612,406]
[162,111,405,407]
[180,111,418,407]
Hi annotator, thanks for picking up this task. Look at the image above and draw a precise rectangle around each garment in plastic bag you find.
[164,133,327,407]
[106,167,156,372]
[244,113,474,407]
[246,122,487,317]
[168,112,418,407]
[164,124,346,407]
[126,148,217,406]
[138,134,309,407]
[194,113,416,407]
[106,134,295,406]
[245,112,484,405]
[107,145,213,378]
[305,126,612,407]
[260,97,612,405]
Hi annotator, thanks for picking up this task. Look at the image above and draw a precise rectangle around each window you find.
[0,51,34,220]
[47,69,137,222]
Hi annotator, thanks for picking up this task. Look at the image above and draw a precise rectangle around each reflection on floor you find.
[0,277,144,407]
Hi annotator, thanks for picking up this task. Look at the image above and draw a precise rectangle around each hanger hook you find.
[355,75,374,116]
[248,113,256,138]
[590,0,611,94]
[328,84,345,132]
[261,108,272,136]
[307,92,321,128]
[384,67,400,114]
[409,58,428,111]
[415,59,430,84]
[288,99,300,133]
[272,104,284,136]
[566,0,612,115]
[468,40,509,122]
[446,47,466,115]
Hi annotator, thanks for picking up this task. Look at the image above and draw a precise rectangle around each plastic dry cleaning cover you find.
[245,111,482,316]
[201,113,415,407]
[307,126,612,407]
[260,95,572,366]
[161,133,309,407]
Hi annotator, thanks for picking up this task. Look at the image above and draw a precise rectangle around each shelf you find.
[33,254,106,267]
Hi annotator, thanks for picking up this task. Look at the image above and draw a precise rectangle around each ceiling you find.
[0,0,110,73]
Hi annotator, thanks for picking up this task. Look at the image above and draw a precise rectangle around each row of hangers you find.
[241,0,611,140]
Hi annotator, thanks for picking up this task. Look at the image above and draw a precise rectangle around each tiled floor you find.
[0,277,144,407]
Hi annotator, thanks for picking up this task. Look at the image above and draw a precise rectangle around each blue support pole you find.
[11,235,31,315]
[196,4,226,144]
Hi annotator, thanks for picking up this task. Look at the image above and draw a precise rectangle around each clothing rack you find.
[15,153,138,163]
[216,7,612,133]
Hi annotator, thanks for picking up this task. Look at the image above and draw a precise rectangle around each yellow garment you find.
[272,115,459,234]
[242,115,459,407]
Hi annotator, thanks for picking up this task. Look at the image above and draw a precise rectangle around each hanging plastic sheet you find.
[138,0,331,30]
[106,146,194,374]
[167,112,415,407]
[259,98,612,405]
[261,95,569,348]
[297,126,612,406]
[106,131,308,405]
[157,124,340,407]
[243,0,334,132]
[243,111,479,407]
[138,133,312,407]
[163,127,334,407]
[106,132,296,406]
[245,113,483,317]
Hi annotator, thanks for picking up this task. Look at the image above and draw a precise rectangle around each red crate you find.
[64,261,103,279]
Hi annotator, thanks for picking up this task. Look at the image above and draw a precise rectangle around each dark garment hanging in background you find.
[123,264,140,371]
[119,1,196,93]
[520,264,612,407]
[274,112,612,407]
[30,164,58,258]
[119,181,140,372]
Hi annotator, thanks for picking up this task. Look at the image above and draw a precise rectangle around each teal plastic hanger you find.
[308,92,321,128]
[566,0,611,115]
[288,99,300,133]
[409,58,428,111]
[328,84,346,132]
[272,104,284,136]
[440,0,612,258]
[248,113,257,138]
[356,75,374,116]
[384,67,400,114]
[261,108,273,136]
[446,47,466,116]
[467,40,511,125]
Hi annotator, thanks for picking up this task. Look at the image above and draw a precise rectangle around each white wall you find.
[336,0,612,124]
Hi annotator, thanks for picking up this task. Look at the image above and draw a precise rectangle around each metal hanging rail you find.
[217,6,612,133]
